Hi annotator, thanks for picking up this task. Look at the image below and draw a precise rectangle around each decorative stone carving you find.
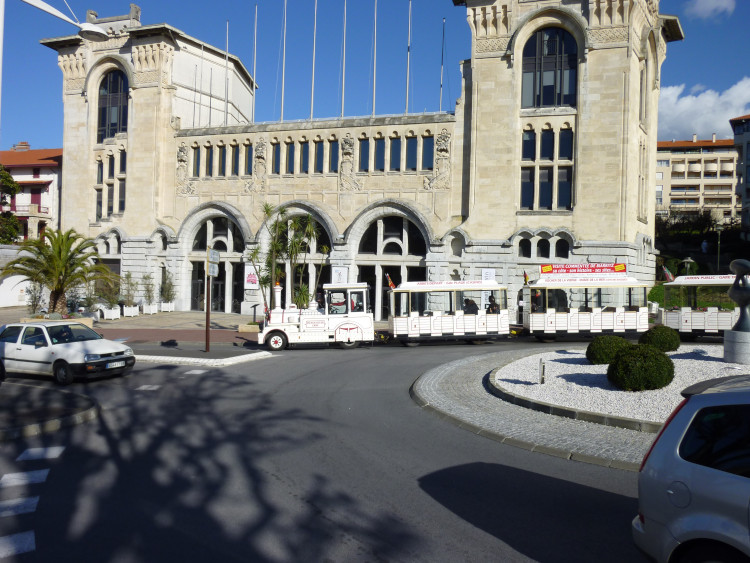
[423,129,452,191]
[244,138,267,193]
[476,37,509,54]
[589,27,629,45]
[176,142,195,196]
[339,133,362,191]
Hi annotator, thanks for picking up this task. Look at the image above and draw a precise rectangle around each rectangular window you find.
[97,161,104,184]
[300,141,309,173]
[558,129,573,160]
[375,139,385,172]
[329,140,339,173]
[359,139,369,172]
[521,168,535,209]
[557,166,572,210]
[193,147,200,177]
[522,131,536,161]
[422,136,434,171]
[107,184,114,216]
[218,146,227,177]
[390,137,401,171]
[119,151,127,174]
[108,155,115,178]
[541,130,554,160]
[118,179,126,213]
[406,137,417,171]
[314,141,324,173]
[539,167,553,209]
[271,143,280,175]
[245,144,253,175]
[32,168,40,179]
[286,143,295,174]
[95,189,102,221]
[657,159,669,167]
[231,146,239,176]
[205,146,213,177]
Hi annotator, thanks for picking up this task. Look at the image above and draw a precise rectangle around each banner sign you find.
[539,263,627,275]
[244,264,260,289]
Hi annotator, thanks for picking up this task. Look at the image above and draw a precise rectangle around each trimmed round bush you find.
[638,325,680,352]
[586,335,633,365]
[607,344,674,391]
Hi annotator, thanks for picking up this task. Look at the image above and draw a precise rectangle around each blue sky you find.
[0,0,747,150]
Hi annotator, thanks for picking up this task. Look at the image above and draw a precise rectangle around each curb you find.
[486,369,664,434]
[135,351,273,367]
[0,383,99,442]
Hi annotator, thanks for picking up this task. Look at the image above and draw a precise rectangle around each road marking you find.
[184,370,207,374]
[16,447,65,461]
[135,385,161,391]
[0,470,50,488]
[0,531,35,557]
[0,497,39,517]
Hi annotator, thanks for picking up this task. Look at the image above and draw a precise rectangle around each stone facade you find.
[42,1,681,320]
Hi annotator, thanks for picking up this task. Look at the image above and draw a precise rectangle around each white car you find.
[0,321,135,385]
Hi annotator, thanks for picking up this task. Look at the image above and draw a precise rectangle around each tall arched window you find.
[97,70,129,142]
[522,28,577,108]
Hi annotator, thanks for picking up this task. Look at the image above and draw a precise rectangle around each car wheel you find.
[401,340,420,347]
[339,340,358,350]
[266,332,287,352]
[676,543,748,563]
[53,362,74,385]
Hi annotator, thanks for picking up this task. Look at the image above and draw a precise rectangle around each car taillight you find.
[639,397,688,472]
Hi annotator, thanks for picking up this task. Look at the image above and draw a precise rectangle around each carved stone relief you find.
[176,142,195,196]
[244,137,267,193]
[339,133,362,191]
[423,129,451,191]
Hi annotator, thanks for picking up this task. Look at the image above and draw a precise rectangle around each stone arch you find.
[345,199,435,251]
[255,200,339,246]
[177,201,251,254]
[84,56,134,98]
[95,227,127,256]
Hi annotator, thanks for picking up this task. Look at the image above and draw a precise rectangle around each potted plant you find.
[122,272,139,317]
[99,277,121,320]
[141,273,158,314]
[160,270,176,312]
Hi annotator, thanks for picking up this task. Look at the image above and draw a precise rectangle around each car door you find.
[11,326,54,375]
[0,325,24,372]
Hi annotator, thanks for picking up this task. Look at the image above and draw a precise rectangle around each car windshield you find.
[47,324,102,345]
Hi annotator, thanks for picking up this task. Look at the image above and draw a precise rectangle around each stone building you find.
[41,1,682,320]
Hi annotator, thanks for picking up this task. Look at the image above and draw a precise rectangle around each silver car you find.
[633,375,750,563]
[0,321,135,385]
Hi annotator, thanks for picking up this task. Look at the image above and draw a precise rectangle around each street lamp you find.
[0,0,107,143]
[681,256,695,276]
[716,223,724,274]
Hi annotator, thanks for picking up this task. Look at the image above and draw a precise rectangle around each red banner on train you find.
[539,263,627,275]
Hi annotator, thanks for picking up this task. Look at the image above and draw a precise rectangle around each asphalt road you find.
[0,341,647,562]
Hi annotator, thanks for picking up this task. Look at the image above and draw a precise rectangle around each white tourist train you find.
[387,280,510,344]
[522,264,649,337]
[259,283,375,351]
[659,274,738,335]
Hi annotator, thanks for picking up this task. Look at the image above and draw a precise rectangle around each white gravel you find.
[493,345,750,423]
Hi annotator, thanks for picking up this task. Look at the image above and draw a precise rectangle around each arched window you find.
[555,239,570,258]
[97,70,129,142]
[518,239,531,258]
[537,239,550,258]
[522,28,577,108]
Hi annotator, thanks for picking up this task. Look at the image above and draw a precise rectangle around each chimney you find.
[692,134,697,142]
[712,133,716,143]
[11,141,30,151]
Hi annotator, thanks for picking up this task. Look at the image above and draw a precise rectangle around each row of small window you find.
[521,166,573,210]
[518,238,570,259]
[522,129,574,162]
[96,151,127,184]
[95,182,126,221]
[191,136,436,178]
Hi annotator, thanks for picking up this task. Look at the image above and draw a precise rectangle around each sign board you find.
[481,268,495,310]
[208,249,220,264]
[244,264,260,289]
[539,263,626,275]
[208,263,219,277]
[332,266,348,284]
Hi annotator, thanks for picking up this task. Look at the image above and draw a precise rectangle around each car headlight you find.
[123,348,134,356]
[84,354,101,362]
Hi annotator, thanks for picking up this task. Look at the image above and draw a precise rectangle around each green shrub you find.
[639,325,680,352]
[607,345,674,391]
[586,335,633,365]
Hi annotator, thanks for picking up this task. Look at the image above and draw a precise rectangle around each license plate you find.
[106,361,126,369]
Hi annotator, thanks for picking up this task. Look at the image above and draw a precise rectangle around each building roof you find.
[657,139,735,150]
[0,147,62,168]
[730,114,750,123]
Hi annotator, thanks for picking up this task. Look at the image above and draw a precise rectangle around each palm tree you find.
[2,229,115,314]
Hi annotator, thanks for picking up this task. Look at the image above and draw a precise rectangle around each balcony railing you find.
[1,204,50,216]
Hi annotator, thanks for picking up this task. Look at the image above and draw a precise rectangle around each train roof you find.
[664,274,735,286]
[393,280,506,291]
[528,275,647,289]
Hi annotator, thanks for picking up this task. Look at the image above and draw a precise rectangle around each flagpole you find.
[341,0,347,118]
[439,17,445,113]
[252,3,257,123]
[372,0,377,117]
[209,67,213,126]
[281,0,287,122]
[310,0,318,120]
[405,0,411,115]
[192,65,198,127]
[198,44,204,126]
[224,20,229,126]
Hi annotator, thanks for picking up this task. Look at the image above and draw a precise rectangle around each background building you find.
[731,114,750,240]
[0,142,62,240]
[655,135,740,223]
[41,1,681,319]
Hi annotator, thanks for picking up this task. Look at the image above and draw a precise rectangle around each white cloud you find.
[685,0,735,19]
[689,84,706,95]
[658,77,750,141]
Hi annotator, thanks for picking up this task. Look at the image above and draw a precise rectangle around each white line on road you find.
[184,370,207,374]
[0,531,35,557]
[135,385,161,391]
[16,447,65,461]
[0,497,39,517]
[0,470,50,488]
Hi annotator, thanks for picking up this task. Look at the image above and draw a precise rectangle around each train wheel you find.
[267,332,288,351]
